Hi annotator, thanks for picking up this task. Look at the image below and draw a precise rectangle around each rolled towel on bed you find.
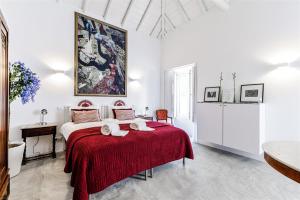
[101,123,116,135]
[129,121,154,131]
[101,123,129,136]
[112,130,129,137]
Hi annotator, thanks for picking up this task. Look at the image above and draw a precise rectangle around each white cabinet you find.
[197,103,223,145]
[197,103,265,155]
[223,104,265,155]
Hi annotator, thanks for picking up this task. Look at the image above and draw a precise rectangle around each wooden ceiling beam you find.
[164,13,175,29]
[150,15,162,36]
[163,27,167,39]
[198,0,208,12]
[210,0,229,11]
[156,28,162,38]
[176,0,190,21]
[121,0,134,26]
[136,0,153,31]
[103,0,112,19]
[81,0,87,12]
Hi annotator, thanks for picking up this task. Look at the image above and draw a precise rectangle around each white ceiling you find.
[1,0,230,39]
[61,0,230,39]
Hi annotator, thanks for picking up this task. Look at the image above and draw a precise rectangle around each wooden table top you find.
[20,122,57,130]
[263,141,300,183]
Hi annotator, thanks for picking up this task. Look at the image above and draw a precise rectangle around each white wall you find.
[161,0,300,142]
[2,0,299,157]
[0,1,161,156]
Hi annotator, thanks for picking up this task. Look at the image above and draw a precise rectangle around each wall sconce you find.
[47,59,71,72]
[273,62,290,68]
[129,77,140,82]
[56,69,67,74]
[129,72,142,82]
[128,76,141,89]
[273,59,300,68]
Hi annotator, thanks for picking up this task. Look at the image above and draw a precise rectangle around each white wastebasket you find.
[8,141,25,178]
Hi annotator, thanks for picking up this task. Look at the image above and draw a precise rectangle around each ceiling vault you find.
[54,0,230,40]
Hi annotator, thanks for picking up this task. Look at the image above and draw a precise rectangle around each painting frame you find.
[240,83,264,103]
[74,12,128,97]
[204,87,221,102]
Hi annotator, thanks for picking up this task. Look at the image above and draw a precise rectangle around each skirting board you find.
[197,142,265,162]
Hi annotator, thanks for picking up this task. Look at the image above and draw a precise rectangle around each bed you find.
[61,105,194,200]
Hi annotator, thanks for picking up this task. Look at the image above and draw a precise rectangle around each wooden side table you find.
[136,115,154,121]
[21,123,57,165]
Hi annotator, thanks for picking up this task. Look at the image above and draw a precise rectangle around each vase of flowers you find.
[8,62,40,177]
[9,62,40,104]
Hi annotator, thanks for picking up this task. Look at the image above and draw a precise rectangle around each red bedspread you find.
[64,121,194,200]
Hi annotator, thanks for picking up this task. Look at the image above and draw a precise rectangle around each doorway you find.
[164,63,196,141]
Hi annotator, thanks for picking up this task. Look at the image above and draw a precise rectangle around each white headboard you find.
[63,100,99,123]
[63,100,133,123]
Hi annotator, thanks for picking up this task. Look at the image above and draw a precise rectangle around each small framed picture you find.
[240,83,264,103]
[222,88,234,103]
[204,87,221,102]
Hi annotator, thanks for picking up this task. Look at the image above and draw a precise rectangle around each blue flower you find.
[9,62,40,104]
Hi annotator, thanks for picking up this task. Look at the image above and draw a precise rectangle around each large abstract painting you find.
[74,12,127,96]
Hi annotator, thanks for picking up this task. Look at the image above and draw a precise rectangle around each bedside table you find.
[21,123,57,165]
[136,115,154,121]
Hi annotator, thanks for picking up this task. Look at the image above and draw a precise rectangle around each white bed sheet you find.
[60,118,146,141]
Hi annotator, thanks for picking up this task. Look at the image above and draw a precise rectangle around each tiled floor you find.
[9,144,300,200]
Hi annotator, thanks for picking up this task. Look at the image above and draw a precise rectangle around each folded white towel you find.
[130,121,154,131]
[112,130,129,137]
[101,123,129,137]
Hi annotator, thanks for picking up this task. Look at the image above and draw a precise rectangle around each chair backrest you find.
[156,109,168,120]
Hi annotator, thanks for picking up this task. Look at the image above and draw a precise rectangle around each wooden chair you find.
[156,109,173,124]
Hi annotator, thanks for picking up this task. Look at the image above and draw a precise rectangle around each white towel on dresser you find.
[130,121,154,131]
[101,122,128,137]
